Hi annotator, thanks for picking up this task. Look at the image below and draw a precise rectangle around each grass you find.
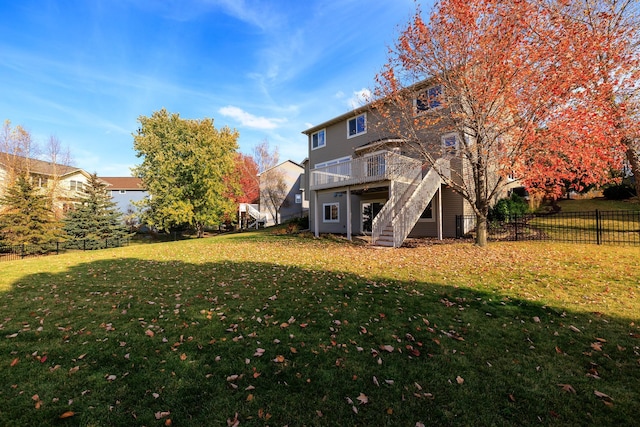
[0,230,639,426]
[555,197,640,212]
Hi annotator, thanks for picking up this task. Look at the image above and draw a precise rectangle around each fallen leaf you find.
[145,329,155,338]
[10,358,19,367]
[590,342,602,351]
[59,411,75,419]
[557,384,576,394]
[254,348,265,357]
[155,411,170,419]
[456,376,464,384]
[569,325,581,333]
[273,355,285,363]
[380,345,394,353]
[357,392,369,404]
[227,412,240,427]
[180,353,187,361]
[594,390,612,400]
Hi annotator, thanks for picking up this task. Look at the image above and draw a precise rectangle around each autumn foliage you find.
[373,0,639,245]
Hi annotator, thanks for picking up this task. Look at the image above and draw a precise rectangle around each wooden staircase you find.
[372,159,450,247]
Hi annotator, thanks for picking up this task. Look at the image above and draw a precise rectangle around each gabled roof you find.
[0,153,87,178]
[257,160,304,176]
[301,78,437,136]
[100,177,145,190]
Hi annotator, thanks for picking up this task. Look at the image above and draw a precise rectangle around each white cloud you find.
[218,106,285,130]
[347,88,372,109]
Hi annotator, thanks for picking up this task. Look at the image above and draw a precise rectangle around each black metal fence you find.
[456,210,640,246]
[0,238,130,262]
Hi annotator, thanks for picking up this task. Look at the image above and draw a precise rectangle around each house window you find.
[295,194,302,204]
[119,190,127,194]
[419,201,434,222]
[347,113,366,138]
[69,180,83,191]
[415,85,443,114]
[312,129,326,150]
[442,133,458,153]
[323,203,339,223]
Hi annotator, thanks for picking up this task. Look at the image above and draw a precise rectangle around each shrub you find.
[603,183,636,200]
[489,193,530,222]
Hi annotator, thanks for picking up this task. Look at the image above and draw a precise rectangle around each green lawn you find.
[555,197,640,212]
[0,231,639,426]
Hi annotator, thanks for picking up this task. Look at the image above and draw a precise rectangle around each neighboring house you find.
[259,160,308,226]
[0,154,92,217]
[303,81,489,247]
[99,177,147,216]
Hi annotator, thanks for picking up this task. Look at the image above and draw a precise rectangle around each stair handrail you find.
[371,165,422,244]
[372,158,450,247]
[389,167,442,247]
[246,204,266,221]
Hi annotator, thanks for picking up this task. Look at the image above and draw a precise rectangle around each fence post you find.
[514,215,518,242]
[21,244,25,259]
[595,209,601,245]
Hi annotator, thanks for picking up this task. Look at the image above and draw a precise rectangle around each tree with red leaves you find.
[234,153,259,204]
[373,0,637,246]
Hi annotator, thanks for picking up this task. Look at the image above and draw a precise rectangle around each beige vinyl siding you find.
[408,186,464,238]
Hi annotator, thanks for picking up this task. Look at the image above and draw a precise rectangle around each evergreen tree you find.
[63,174,129,248]
[0,174,63,248]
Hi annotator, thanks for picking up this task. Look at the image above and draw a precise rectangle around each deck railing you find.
[310,152,422,190]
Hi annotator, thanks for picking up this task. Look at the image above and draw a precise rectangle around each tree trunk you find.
[625,143,640,198]
[475,213,488,247]
[196,223,204,238]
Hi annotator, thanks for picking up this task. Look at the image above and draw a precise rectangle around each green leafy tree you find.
[62,174,129,248]
[132,109,240,237]
[0,174,63,247]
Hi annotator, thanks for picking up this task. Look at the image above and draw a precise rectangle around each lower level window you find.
[323,203,339,223]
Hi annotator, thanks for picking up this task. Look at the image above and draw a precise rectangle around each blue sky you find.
[0,0,429,177]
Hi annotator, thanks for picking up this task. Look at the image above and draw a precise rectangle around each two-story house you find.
[0,154,93,217]
[99,176,147,215]
[258,160,308,226]
[303,82,477,247]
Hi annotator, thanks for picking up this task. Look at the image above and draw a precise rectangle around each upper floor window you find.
[312,129,326,150]
[442,133,458,153]
[347,113,366,138]
[415,85,443,114]
[315,156,351,169]
[119,190,127,194]
[69,180,83,191]
[294,193,302,204]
